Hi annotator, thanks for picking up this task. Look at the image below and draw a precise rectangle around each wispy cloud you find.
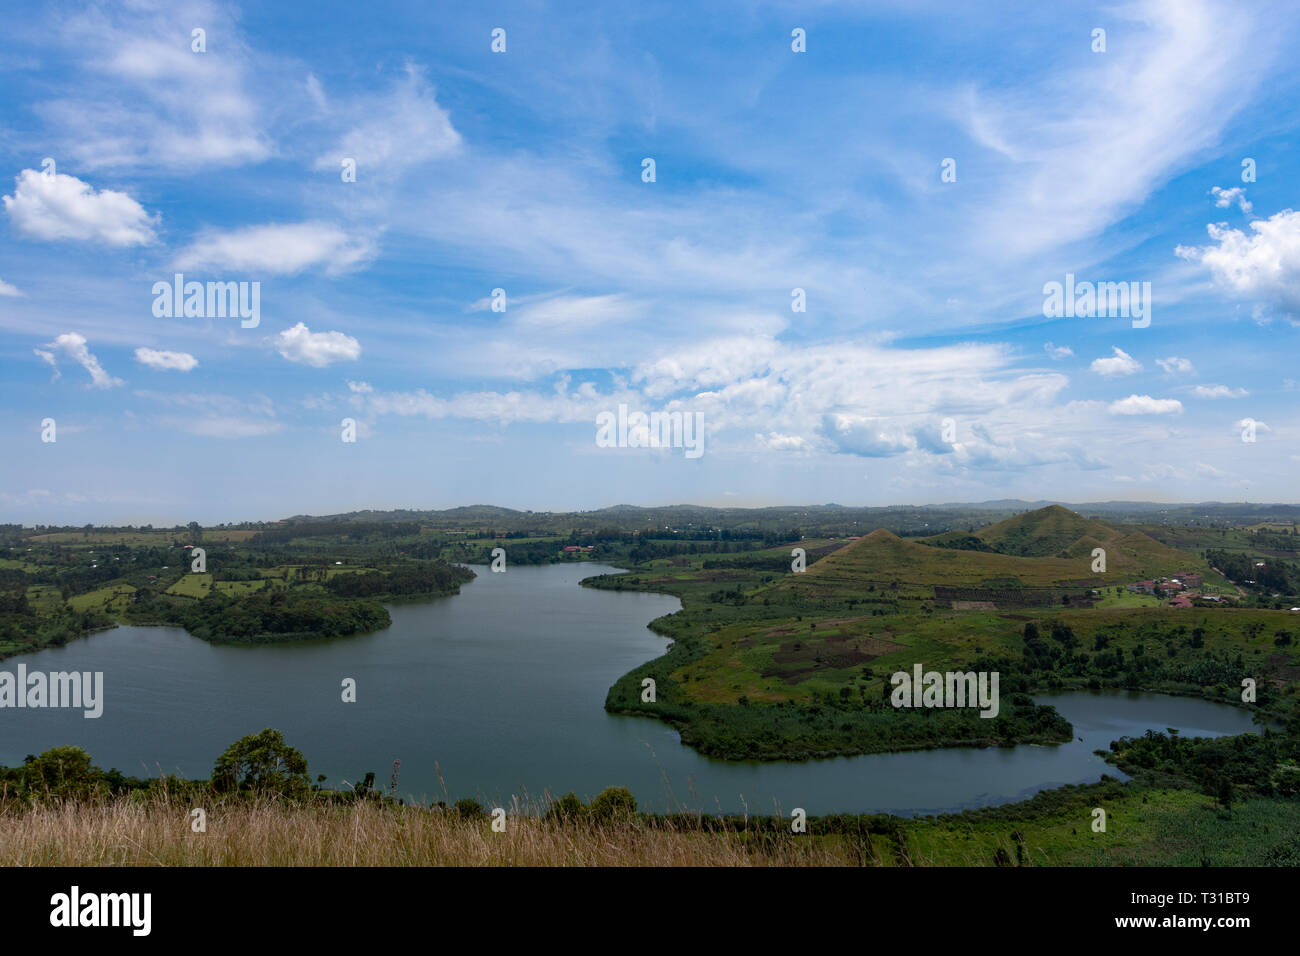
[35,332,123,388]
[175,222,376,276]
[1192,384,1247,398]
[134,347,198,371]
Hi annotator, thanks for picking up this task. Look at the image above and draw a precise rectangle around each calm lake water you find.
[0,563,1264,815]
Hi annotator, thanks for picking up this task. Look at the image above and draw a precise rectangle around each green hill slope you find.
[773,507,1209,602]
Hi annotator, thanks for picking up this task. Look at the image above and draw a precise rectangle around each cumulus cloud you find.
[1192,384,1247,398]
[3,169,157,245]
[134,347,197,371]
[1156,356,1194,374]
[820,414,917,458]
[275,323,361,367]
[1108,394,1183,415]
[1043,342,1073,359]
[175,222,375,276]
[1176,209,1300,318]
[1210,185,1252,214]
[1090,347,1142,377]
[36,332,122,388]
[350,336,1092,473]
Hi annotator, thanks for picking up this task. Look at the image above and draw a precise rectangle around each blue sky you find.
[1,0,1297,525]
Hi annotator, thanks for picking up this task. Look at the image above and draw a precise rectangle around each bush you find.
[547,792,585,822]
[454,798,484,818]
[588,786,637,822]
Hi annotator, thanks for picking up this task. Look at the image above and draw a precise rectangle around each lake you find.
[0,563,1264,815]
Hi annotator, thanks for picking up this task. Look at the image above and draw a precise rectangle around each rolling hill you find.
[773,506,1214,604]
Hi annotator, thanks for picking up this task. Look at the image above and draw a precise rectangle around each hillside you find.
[764,507,1215,608]
[930,505,1199,571]
[967,505,1119,557]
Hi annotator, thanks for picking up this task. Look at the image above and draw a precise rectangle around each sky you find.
[1,0,1297,525]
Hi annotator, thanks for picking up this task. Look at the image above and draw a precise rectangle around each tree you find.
[547,792,585,822]
[588,786,637,822]
[22,746,100,798]
[211,728,310,797]
[187,521,203,542]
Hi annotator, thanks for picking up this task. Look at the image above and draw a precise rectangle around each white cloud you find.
[1210,185,1252,214]
[37,332,123,388]
[33,348,59,380]
[1108,394,1183,415]
[1192,384,1247,399]
[346,380,373,394]
[0,277,23,296]
[820,414,917,458]
[3,169,157,245]
[963,0,1264,256]
[351,336,1096,473]
[37,1,270,171]
[1156,356,1194,374]
[1043,342,1073,359]
[275,323,361,367]
[154,415,284,438]
[134,348,197,371]
[1090,347,1142,377]
[175,222,375,276]
[1176,208,1300,318]
[312,64,461,177]
[511,294,642,333]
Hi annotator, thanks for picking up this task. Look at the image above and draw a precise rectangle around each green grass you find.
[893,786,1300,866]
[1093,589,1165,609]
[166,573,212,598]
[212,580,264,597]
[66,584,136,614]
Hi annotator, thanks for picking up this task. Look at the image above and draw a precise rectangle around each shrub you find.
[547,792,585,822]
[454,798,484,818]
[588,786,637,822]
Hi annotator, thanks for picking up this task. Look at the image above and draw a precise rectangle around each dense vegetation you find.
[3,731,1296,867]
[0,532,473,654]
[590,506,1299,761]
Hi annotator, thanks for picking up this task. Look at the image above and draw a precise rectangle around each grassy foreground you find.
[0,793,845,867]
[3,784,1296,867]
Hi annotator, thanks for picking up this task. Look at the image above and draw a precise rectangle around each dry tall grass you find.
[0,793,853,866]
